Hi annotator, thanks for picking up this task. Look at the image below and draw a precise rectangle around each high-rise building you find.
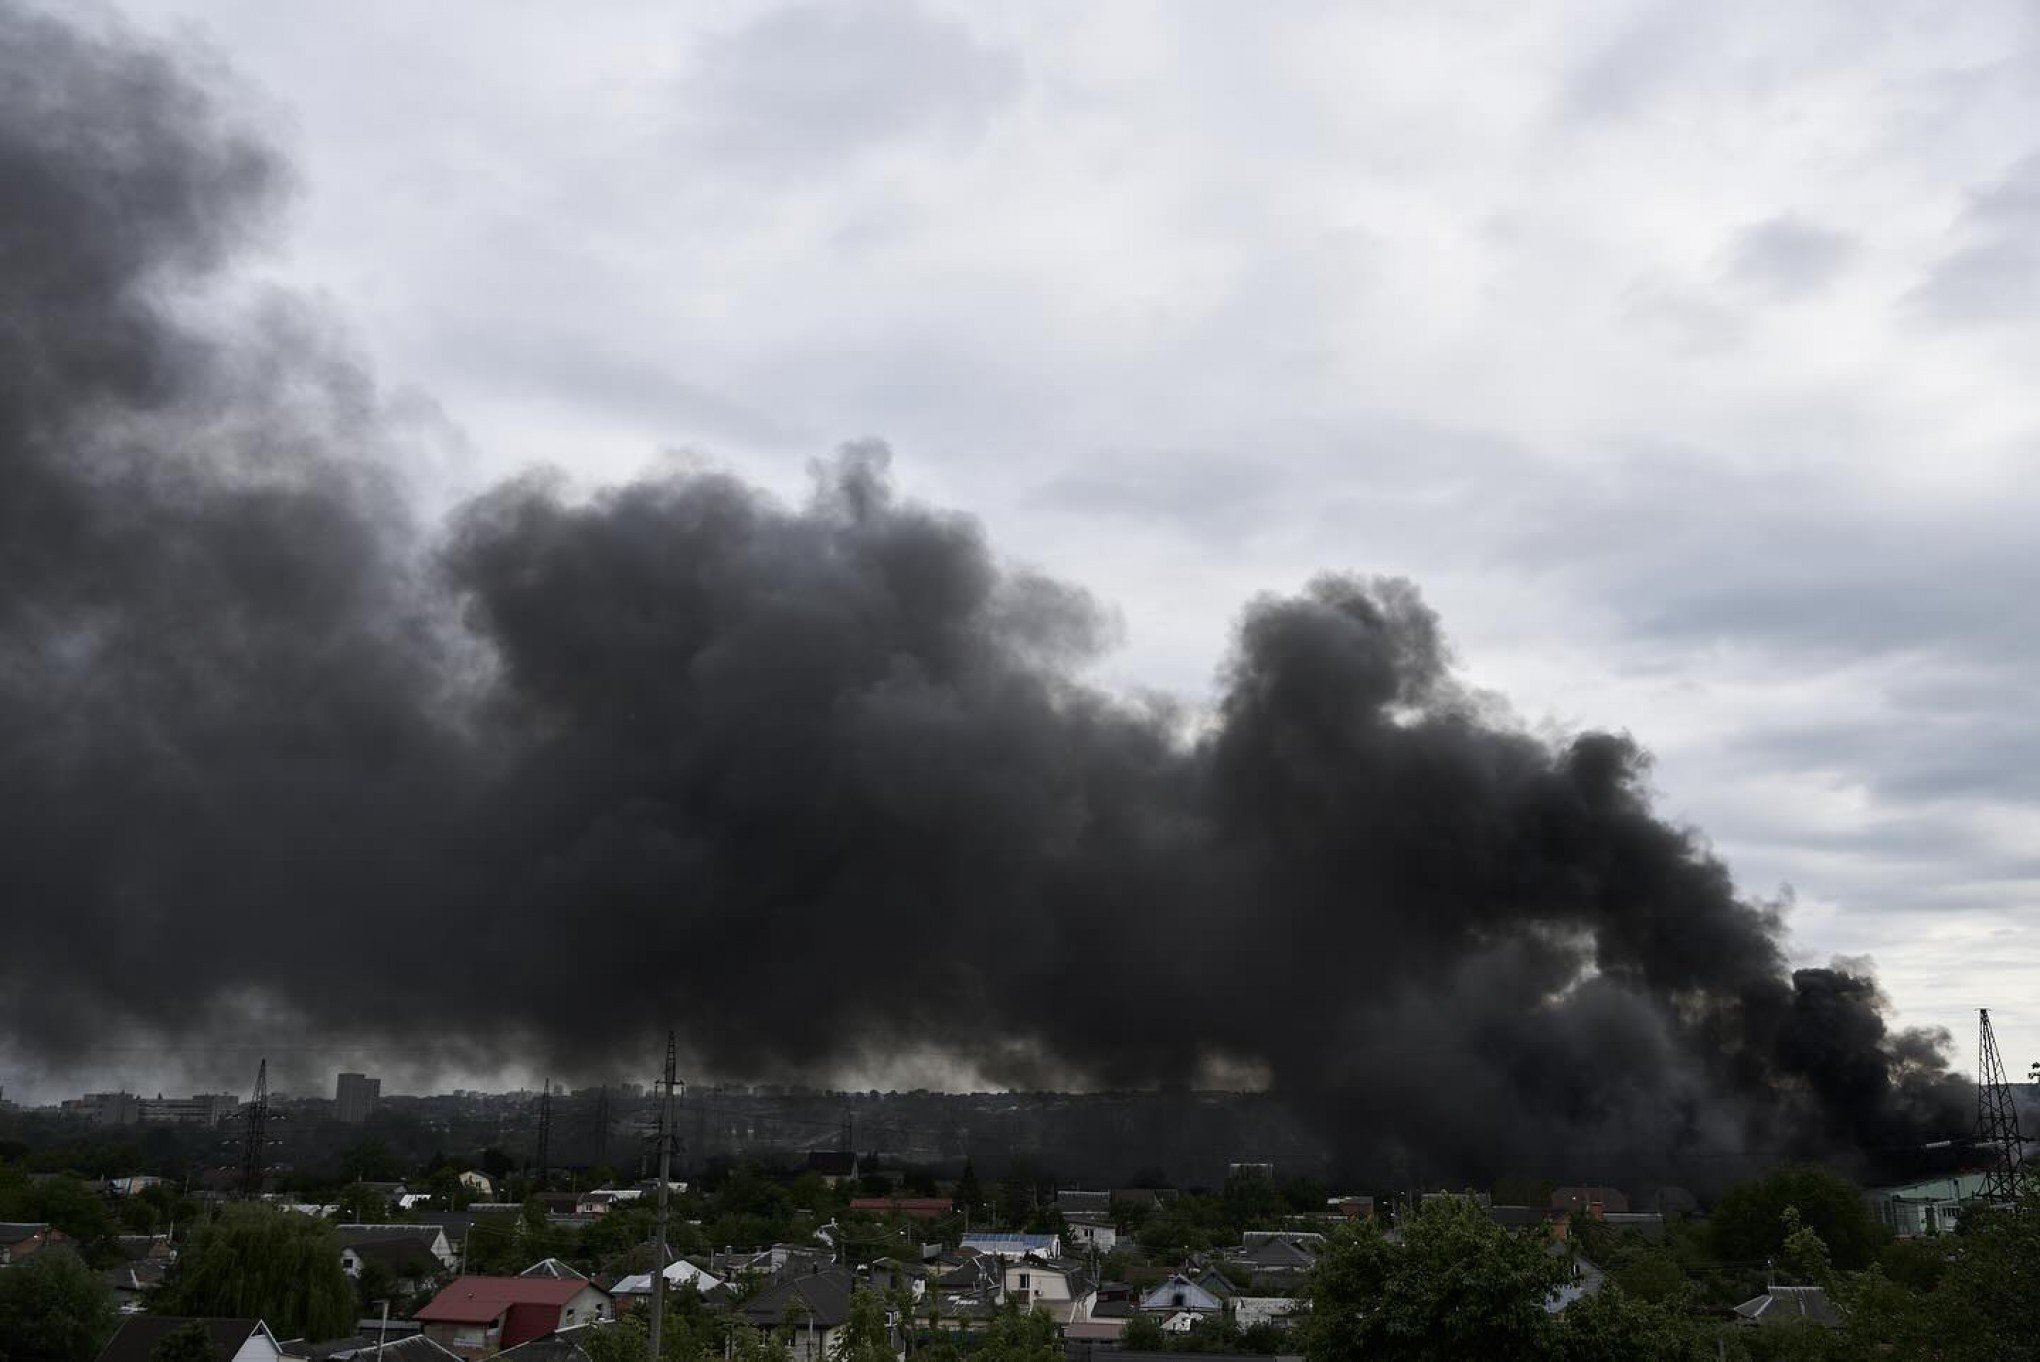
[335,1072,381,1124]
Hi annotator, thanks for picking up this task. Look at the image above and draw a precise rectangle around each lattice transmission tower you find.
[1977,1008,2027,1205]
[239,1058,269,1197]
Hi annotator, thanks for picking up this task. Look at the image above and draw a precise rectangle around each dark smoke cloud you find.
[0,1,1967,1183]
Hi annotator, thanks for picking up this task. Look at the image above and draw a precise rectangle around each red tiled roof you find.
[415,1276,593,1324]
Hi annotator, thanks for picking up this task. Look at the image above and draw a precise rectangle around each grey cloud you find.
[1472,451,2040,890]
[680,0,1022,173]
[1621,281,1748,353]
[1729,217,1857,298]
[1487,452,2040,671]
[1909,152,2040,323]
[1561,4,1706,122]
[435,320,812,450]
[1026,450,1288,544]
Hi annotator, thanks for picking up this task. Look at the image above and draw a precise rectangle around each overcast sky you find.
[98,0,2040,1082]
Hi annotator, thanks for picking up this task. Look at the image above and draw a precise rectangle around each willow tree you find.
[154,1203,354,1339]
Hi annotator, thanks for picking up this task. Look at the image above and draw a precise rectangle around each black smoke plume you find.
[0,1,1966,1184]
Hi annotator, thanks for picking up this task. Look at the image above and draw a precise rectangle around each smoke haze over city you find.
[4,0,2033,1187]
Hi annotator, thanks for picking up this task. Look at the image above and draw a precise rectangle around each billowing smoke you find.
[0,1,1966,1183]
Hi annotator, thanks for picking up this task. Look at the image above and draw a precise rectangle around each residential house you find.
[107,1259,172,1315]
[1228,1232,1322,1278]
[929,1252,1003,1321]
[1326,1195,1374,1221]
[1229,1298,1303,1331]
[1734,1286,1844,1329]
[0,1222,65,1265]
[339,1237,443,1297]
[113,1234,175,1263]
[1054,1190,1111,1217]
[282,1328,460,1362]
[711,1244,828,1282]
[1062,1320,1127,1346]
[1088,1282,1137,1321]
[1542,1247,1606,1314]
[959,1232,1061,1259]
[339,1337,463,1362]
[490,1329,595,1362]
[736,1268,857,1362]
[1186,1266,1235,1305]
[336,1225,459,1275]
[1002,1256,1095,1324]
[1138,1275,1226,1318]
[1420,1190,1491,1209]
[1110,1189,1178,1211]
[608,1258,725,1306]
[1598,1212,1667,1240]
[1063,1213,1117,1252]
[519,1259,588,1281]
[103,1234,176,1312]
[96,1318,283,1362]
[414,1276,613,1357]
[1551,1186,1629,1218]
[1864,1173,1994,1238]
[863,1258,926,1302]
[459,1173,496,1199]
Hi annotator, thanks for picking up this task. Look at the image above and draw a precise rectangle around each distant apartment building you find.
[59,1090,238,1126]
[61,1092,141,1125]
[336,1072,382,1124]
[138,1093,239,1125]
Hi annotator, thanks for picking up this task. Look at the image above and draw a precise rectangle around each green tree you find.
[1121,1314,1167,1351]
[0,1249,120,1362]
[1776,1207,1834,1289]
[953,1161,982,1217]
[333,1184,390,1223]
[1221,1168,1285,1228]
[581,1310,714,1362]
[832,1288,894,1362]
[423,1166,473,1211]
[1550,1284,1708,1362]
[149,1323,218,1362]
[972,1305,1061,1362]
[729,1327,793,1362]
[1709,1167,1887,1271]
[153,1203,354,1339]
[1609,1249,1687,1305]
[337,1138,401,1184]
[1905,1196,2040,1361]
[2,1175,117,1251]
[1303,1199,1568,1362]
